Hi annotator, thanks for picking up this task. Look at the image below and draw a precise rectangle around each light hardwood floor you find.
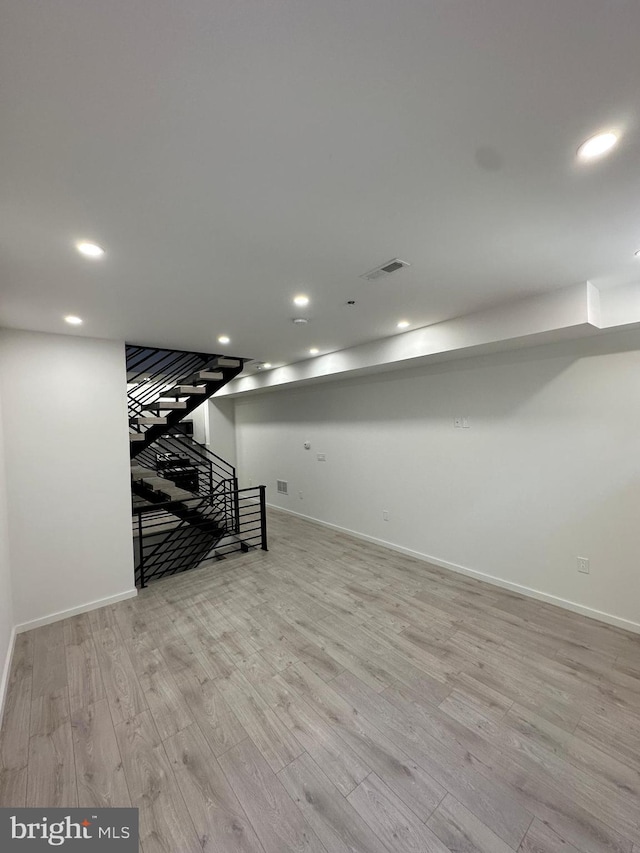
[1,508,640,853]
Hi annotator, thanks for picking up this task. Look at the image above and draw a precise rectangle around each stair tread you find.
[141,477,195,501]
[133,416,167,424]
[162,487,194,501]
[196,370,224,381]
[129,433,146,441]
[210,357,241,368]
[151,400,188,409]
[131,466,156,479]
[141,475,174,487]
[170,385,207,395]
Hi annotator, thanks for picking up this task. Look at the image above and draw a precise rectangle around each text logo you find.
[0,809,138,850]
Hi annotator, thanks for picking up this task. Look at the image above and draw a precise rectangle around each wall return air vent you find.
[277,479,288,495]
[360,258,411,281]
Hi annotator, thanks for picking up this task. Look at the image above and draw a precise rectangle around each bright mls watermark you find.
[0,809,138,850]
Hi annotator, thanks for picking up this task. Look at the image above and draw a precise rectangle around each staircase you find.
[128,345,267,587]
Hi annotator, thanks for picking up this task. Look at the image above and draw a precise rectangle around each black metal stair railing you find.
[127,343,267,588]
[133,425,236,497]
[133,485,267,587]
[133,510,221,587]
[127,345,227,417]
[127,344,244,455]
[132,474,239,535]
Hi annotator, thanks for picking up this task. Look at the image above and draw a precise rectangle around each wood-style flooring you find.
[1,508,640,853]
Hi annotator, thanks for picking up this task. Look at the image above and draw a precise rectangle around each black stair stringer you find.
[131,479,227,540]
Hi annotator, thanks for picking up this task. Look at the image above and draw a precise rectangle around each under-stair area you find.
[128,345,267,587]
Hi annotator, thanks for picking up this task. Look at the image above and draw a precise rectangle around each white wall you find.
[0,329,136,629]
[0,387,15,719]
[207,398,237,468]
[187,403,207,446]
[236,330,640,631]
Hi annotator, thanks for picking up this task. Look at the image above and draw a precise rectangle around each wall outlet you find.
[298,490,303,500]
[577,556,590,574]
[454,416,462,429]
[382,510,389,521]
[462,417,470,429]
[317,452,326,462]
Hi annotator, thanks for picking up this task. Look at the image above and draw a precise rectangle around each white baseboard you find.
[268,503,640,636]
[0,626,17,730]
[15,588,138,634]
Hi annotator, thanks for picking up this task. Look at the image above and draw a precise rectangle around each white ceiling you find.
[2,0,640,370]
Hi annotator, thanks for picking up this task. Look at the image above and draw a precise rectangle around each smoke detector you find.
[360,258,411,281]
[292,317,309,325]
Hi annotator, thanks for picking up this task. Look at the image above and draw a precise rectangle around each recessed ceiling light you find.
[64,315,83,325]
[217,335,230,344]
[309,347,319,355]
[293,294,309,307]
[292,317,309,325]
[577,131,618,161]
[263,362,272,369]
[76,241,105,258]
[397,320,410,329]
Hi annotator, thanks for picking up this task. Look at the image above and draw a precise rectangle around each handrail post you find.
[137,512,146,588]
[233,477,240,534]
[259,485,268,551]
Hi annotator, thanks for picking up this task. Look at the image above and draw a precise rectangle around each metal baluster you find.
[259,485,268,551]
[137,512,146,588]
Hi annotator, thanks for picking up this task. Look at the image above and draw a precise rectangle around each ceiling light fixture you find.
[217,335,230,344]
[293,295,309,307]
[309,347,319,355]
[292,317,309,325]
[397,320,410,329]
[64,315,83,325]
[263,363,272,369]
[577,131,619,161]
[76,241,105,258]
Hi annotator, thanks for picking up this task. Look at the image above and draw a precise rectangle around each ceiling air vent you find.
[360,258,411,281]
[277,479,288,495]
